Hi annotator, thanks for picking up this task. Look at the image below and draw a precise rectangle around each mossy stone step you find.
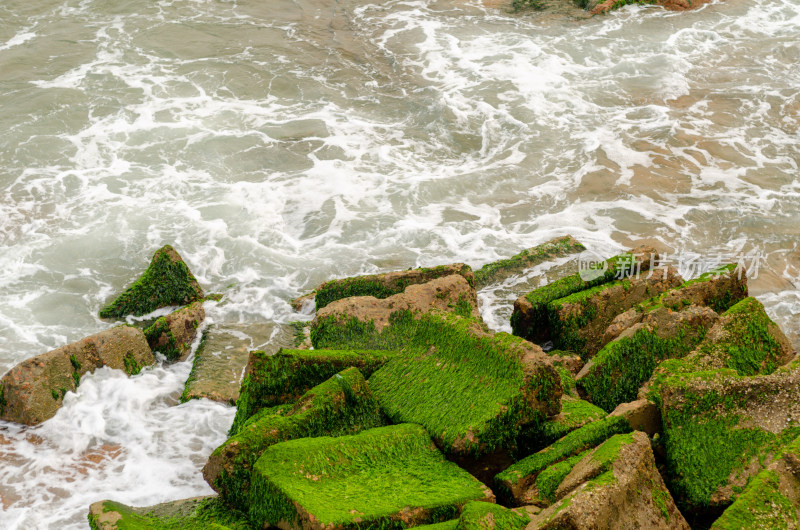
[516,396,607,458]
[248,423,495,529]
[99,245,204,319]
[229,348,397,436]
[203,367,386,512]
[87,496,253,530]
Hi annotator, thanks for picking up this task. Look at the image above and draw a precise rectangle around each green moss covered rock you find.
[495,414,633,506]
[510,245,657,344]
[203,367,386,512]
[143,301,204,363]
[87,496,253,530]
[229,348,398,436]
[515,394,607,458]
[248,423,495,529]
[659,363,800,512]
[454,501,530,529]
[526,431,689,529]
[301,263,474,311]
[473,235,585,289]
[314,303,562,457]
[711,434,800,529]
[0,326,154,425]
[99,245,204,319]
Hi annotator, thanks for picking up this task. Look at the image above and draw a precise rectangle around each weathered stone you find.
[455,501,531,529]
[88,496,251,530]
[473,236,586,289]
[0,326,154,425]
[142,301,204,362]
[711,434,800,529]
[247,423,495,529]
[510,245,658,345]
[180,322,294,405]
[659,361,800,511]
[577,304,720,412]
[99,245,204,319]
[299,263,474,311]
[526,432,689,529]
[609,399,661,437]
[228,348,398,436]
[545,266,681,359]
[516,395,607,459]
[203,367,386,512]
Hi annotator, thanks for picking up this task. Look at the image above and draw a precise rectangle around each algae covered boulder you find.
[99,245,204,319]
[203,367,386,512]
[143,301,204,363]
[229,348,398,436]
[453,501,530,529]
[711,433,800,529]
[510,245,657,344]
[0,326,154,425]
[495,414,633,506]
[659,362,800,511]
[526,431,689,529]
[473,235,585,289]
[247,423,494,529]
[88,496,253,530]
[307,262,475,311]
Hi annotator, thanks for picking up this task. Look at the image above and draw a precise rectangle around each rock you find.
[577,304,719,412]
[87,496,251,530]
[545,266,681,359]
[203,367,386,512]
[711,434,800,529]
[609,399,661,437]
[527,432,689,529]
[305,263,475,311]
[180,322,295,406]
[495,414,633,507]
[473,236,586,289]
[99,245,204,319]
[316,303,562,457]
[228,348,398,436]
[510,245,658,344]
[640,296,794,402]
[455,500,531,529]
[0,326,154,425]
[247,423,495,529]
[546,350,584,375]
[312,274,480,339]
[589,0,714,15]
[143,301,204,362]
[659,361,800,511]
[516,395,608,459]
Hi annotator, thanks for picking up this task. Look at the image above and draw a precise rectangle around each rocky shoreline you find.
[2,237,797,529]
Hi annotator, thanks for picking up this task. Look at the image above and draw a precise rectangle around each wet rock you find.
[181,322,295,406]
[473,235,585,289]
[589,0,714,15]
[229,348,398,436]
[296,263,475,312]
[88,496,250,530]
[142,301,204,362]
[578,304,719,412]
[659,361,800,511]
[247,423,494,529]
[495,414,633,506]
[609,399,661,437]
[510,245,658,345]
[711,434,800,529]
[454,500,531,529]
[99,245,204,319]
[516,395,608,459]
[545,266,681,359]
[0,326,154,425]
[527,432,689,529]
[203,367,386,512]
[312,274,480,338]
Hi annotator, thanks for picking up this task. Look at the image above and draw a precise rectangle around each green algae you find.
[87,497,254,530]
[535,450,590,503]
[99,245,204,319]
[711,469,797,529]
[516,397,606,458]
[229,348,397,436]
[206,367,386,513]
[312,309,560,456]
[455,501,529,529]
[473,236,585,288]
[248,423,489,529]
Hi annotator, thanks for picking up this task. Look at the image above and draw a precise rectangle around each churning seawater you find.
[1,0,799,526]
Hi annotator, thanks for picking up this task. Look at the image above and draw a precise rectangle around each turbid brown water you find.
[1,0,799,526]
